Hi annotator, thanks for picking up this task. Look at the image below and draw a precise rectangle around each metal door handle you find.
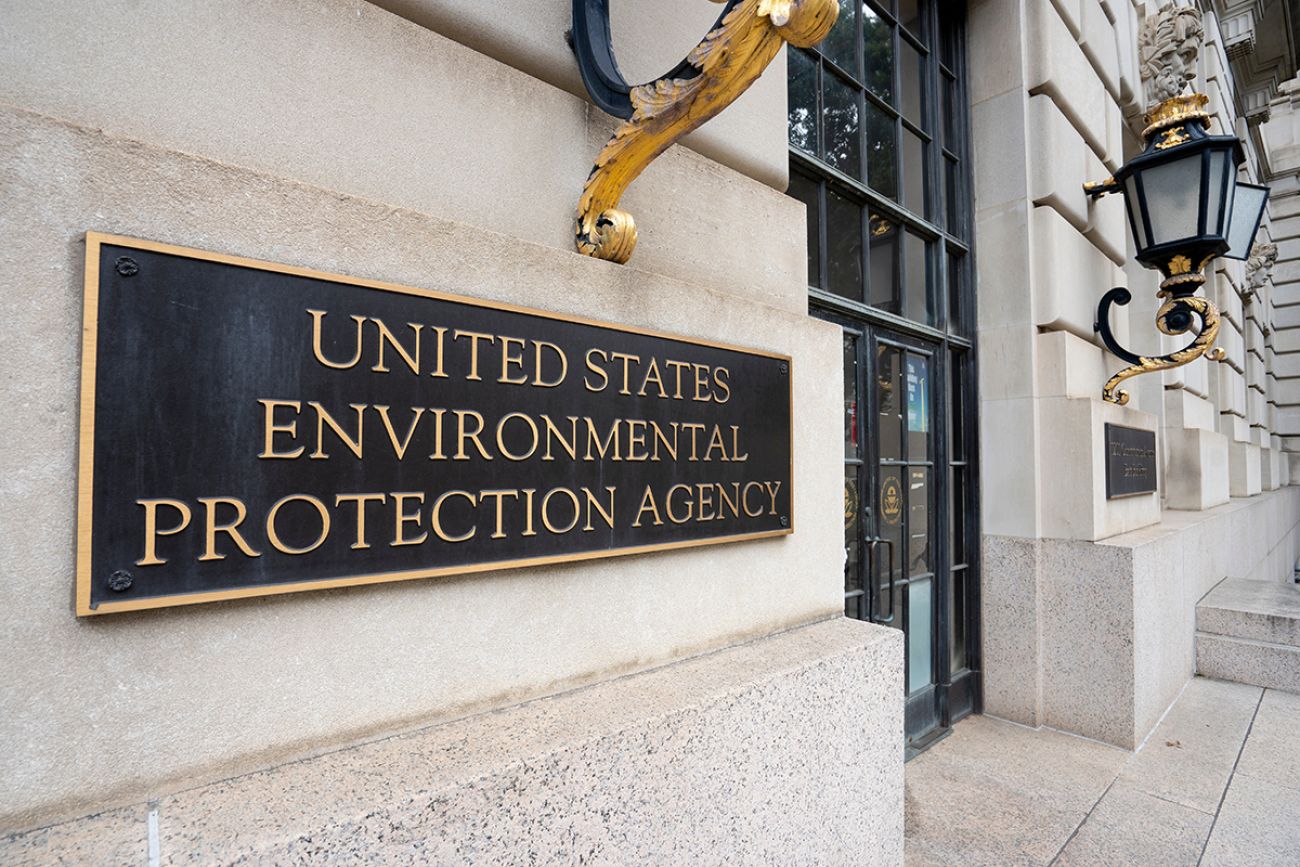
[867,537,897,624]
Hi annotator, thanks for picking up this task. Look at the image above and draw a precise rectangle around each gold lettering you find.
[453,329,495,381]
[584,348,610,392]
[584,417,622,461]
[371,319,422,374]
[429,326,449,378]
[334,493,386,550]
[610,351,640,395]
[625,419,649,461]
[197,497,262,561]
[692,363,712,402]
[664,359,690,399]
[541,487,581,535]
[681,422,705,461]
[542,415,579,461]
[479,489,519,539]
[713,366,732,404]
[454,410,493,461]
[496,412,539,461]
[638,357,668,398]
[742,482,766,517]
[533,340,567,388]
[309,402,366,460]
[730,425,749,462]
[520,488,538,536]
[704,425,729,462]
[392,492,428,546]
[265,494,331,555]
[582,486,617,532]
[696,483,716,521]
[135,498,192,567]
[650,421,678,462]
[716,482,741,520]
[665,484,693,524]
[259,399,305,459]
[375,405,425,460]
[498,336,529,384]
[763,481,782,516]
[431,490,477,542]
[631,486,663,527]
[428,407,448,460]
[308,309,364,370]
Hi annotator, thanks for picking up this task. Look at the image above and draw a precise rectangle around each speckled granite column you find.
[1,618,904,865]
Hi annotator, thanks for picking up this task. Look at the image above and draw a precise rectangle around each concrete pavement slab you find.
[1201,773,1300,866]
[1236,688,1300,791]
[1053,779,1212,867]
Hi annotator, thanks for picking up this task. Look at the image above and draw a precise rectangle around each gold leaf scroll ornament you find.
[576,0,839,264]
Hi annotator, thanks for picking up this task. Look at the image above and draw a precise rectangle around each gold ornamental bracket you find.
[570,0,839,264]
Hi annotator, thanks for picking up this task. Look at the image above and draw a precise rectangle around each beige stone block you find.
[979,325,1038,401]
[967,0,1026,103]
[1036,329,1110,399]
[1164,426,1230,510]
[369,0,789,191]
[1026,0,1109,160]
[972,90,1029,211]
[1048,0,1084,38]
[0,108,844,829]
[1219,412,1251,444]
[1031,206,1124,341]
[1078,0,1121,101]
[1229,441,1263,497]
[1164,386,1216,432]
[1037,396,1161,541]
[1085,182,1128,265]
[975,200,1033,329]
[1027,95,1093,230]
[980,398,1042,538]
[0,0,805,311]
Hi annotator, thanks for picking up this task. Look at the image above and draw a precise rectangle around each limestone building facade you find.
[1,0,1298,862]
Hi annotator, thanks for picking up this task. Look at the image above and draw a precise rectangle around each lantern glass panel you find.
[1125,175,1149,249]
[1224,182,1269,260]
[1203,150,1230,236]
[1140,154,1202,247]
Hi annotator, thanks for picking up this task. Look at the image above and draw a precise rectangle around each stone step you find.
[1196,578,1300,648]
[1196,633,1300,693]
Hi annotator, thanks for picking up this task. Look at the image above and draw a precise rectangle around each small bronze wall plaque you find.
[76,234,792,615]
[1104,423,1157,498]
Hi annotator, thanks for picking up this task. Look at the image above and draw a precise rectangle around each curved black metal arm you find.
[571,0,741,119]
[1093,286,1225,405]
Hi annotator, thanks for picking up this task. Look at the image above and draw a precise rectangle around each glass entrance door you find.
[840,319,971,749]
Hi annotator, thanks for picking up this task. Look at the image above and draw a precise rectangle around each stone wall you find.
[0,0,896,839]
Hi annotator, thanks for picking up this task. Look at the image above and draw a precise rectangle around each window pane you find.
[942,74,957,151]
[789,171,820,288]
[823,73,863,179]
[909,467,931,576]
[903,229,933,325]
[902,127,926,215]
[949,570,968,673]
[949,350,967,460]
[846,469,862,591]
[877,468,905,621]
[940,12,958,70]
[788,49,819,155]
[826,190,863,300]
[863,7,894,105]
[907,577,934,693]
[944,155,961,236]
[950,466,967,565]
[947,249,964,334]
[822,0,858,74]
[899,38,924,127]
[905,353,930,461]
[843,331,859,458]
[876,342,903,461]
[897,0,924,43]
[866,103,898,198]
[868,213,900,314]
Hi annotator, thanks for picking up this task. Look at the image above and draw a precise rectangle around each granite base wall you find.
[0,619,905,866]
[982,486,1300,748]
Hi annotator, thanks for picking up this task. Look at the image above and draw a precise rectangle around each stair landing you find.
[1197,579,1300,693]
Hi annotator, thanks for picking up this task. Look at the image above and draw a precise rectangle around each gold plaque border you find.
[75,232,795,616]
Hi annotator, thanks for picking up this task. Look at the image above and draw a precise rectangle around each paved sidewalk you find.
[905,677,1300,866]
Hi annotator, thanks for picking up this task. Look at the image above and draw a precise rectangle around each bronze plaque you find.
[76,234,792,615]
[1105,423,1157,498]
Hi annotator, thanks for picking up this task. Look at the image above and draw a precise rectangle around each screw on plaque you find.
[780,515,789,527]
[115,256,139,277]
[779,362,789,375]
[107,570,133,592]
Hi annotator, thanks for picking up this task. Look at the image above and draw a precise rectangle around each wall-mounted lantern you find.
[1084,7,1270,405]
[1084,94,1269,405]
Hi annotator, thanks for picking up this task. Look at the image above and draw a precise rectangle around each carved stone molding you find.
[1138,6,1205,110]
